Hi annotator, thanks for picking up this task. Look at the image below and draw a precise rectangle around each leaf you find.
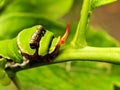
[0,0,5,8]
[91,0,117,10]
[15,61,120,90]
[0,13,65,40]
[1,0,73,20]
[0,0,73,39]
[86,27,119,47]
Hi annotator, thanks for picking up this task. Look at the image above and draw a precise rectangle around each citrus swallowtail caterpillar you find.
[0,24,70,85]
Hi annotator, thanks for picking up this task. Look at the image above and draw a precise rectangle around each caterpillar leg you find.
[0,58,11,86]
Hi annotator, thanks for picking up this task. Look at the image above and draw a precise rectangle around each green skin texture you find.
[0,25,60,86]
[18,25,60,56]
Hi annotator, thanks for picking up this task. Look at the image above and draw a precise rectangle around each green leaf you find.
[0,13,65,40]
[16,61,120,90]
[86,27,119,47]
[91,0,117,10]
[0,0,5,8]
[0,0,73,39]
[1,0,73,20]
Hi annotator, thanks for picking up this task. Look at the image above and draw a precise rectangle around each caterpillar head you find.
[17,24,70,63]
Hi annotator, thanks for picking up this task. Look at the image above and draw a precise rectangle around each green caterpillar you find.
[0,24,70,86]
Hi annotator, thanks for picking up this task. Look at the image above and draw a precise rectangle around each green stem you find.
[71,0,91,48]
[54,46,120,64]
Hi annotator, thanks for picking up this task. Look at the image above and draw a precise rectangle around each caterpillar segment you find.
[17,24,70,63]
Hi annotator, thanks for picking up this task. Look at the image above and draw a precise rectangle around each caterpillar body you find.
[0,24,70,86]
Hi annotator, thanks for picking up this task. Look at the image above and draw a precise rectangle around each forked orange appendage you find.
[59,23,70,45]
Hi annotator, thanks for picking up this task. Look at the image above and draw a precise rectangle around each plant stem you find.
[54,46,120,64]
[71,0,91,48]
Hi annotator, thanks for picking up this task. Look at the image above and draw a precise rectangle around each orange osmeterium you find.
[59,23,70,45]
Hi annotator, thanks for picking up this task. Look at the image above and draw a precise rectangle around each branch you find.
[71,0,91,48]
[54,46,120,64]
[6,46,120,72]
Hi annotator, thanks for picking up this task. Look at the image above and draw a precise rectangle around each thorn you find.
[59,23,70,45]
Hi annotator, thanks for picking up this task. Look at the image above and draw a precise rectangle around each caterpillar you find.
[0,23,70,86]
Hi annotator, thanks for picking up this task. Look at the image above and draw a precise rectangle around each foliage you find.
[0,0,119,90]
